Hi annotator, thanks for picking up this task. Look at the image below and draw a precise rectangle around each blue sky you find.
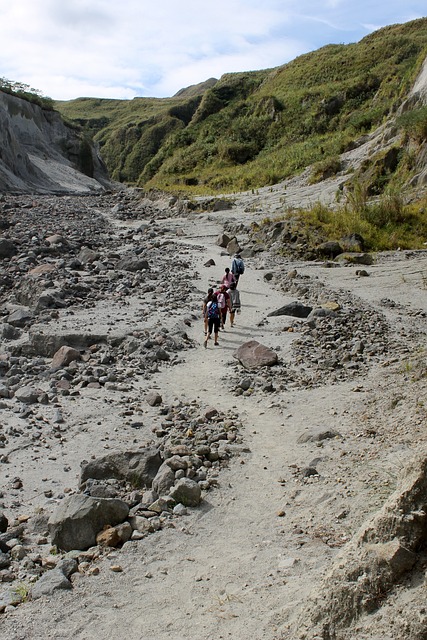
[0,1,425,100]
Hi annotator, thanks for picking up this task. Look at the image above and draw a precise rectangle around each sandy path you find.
[2,209,427,640]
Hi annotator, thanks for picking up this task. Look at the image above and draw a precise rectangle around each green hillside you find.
[55,18,427,196]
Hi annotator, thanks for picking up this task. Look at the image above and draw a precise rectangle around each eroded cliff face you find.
[0,91,111,194]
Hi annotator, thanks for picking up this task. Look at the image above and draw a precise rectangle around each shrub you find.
[397,106,427,142]
[310,157,342,183]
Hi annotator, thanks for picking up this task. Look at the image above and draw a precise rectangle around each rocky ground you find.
[0,186,426,639]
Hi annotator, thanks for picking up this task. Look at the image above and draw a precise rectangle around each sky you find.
[0,1,426,101]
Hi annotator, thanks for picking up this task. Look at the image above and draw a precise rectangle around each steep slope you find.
[0,90,111,194]
[56,18,427,197]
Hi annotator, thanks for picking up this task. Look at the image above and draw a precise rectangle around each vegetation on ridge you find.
[55,18,427,200]
[0,77,54,109]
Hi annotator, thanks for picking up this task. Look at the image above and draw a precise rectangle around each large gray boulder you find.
[14,385,39,404]
[80,448,162,489]
[316,241,343,258]
[77,247,99,264]
[152,463,176,496]
[233,340,278,370]
[227,237,242,255]
[116,256,149,272]
[0,238,17,258]
[31,569,72,599]
[267,301,312,318]
[48,494,129,551]
[6,308,33,327]
[169,478,202,507]
[216,232,232,248]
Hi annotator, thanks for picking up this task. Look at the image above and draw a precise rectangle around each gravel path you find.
[1,194,427,640]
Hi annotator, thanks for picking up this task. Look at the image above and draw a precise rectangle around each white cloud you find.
[0,0,425,99]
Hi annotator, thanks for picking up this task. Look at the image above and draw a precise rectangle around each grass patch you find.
[255,186,427,253]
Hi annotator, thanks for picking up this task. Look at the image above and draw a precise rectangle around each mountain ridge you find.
[55,17,427,200]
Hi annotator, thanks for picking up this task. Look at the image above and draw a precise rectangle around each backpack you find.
[208,301,219,319]
[235,258,244,275]
[217,292,226,309]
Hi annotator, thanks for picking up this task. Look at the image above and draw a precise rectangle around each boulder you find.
[149,496,175,513]
[52,345,81,369]
[0,513,8,534]
[0,587,24,611]
[373,539,416,573]
[87,483,118,499]
[56,558,78,578]
[205,407,218,420]
[0,238,17,258]
[145,390,162,406]
[116,256,149,272]
[14,385,39,404]
[7,308,33,327]
[128,516,153,534]
[169,478,202,507]
[0,551,10,569]
[227,237,242,255]
[80,448,162,489]
[268,302,313,318]
[35,289,67,310]
[233,340,278,370]
[28,264,56,276]
[316,241,343,258]
[321,301,341,312]
[48,494,130,551]
[336,252,374,265]
[212,198,233,212]
[31,569,72,599]
[165,455,188,471]
[307,308,336,319]
[45,234,67,246]
[154,348,170,362]
[216,233,232,248]
[297,428,342,443]
[28,331,108,357]
[96,522,132,547]
[1,322,21,340]
[77,247,99,264]
[152,463,176,495]
[341,233,365,252]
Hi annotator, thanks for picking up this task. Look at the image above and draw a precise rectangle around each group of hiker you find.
[202,254,245,348]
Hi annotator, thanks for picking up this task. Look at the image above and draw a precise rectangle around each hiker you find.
[215,284,231,329]
[227,281,241,327]
[204,293,220,347]
[221,267,236,288]
[202,288,214,335]
[231,253,245,283]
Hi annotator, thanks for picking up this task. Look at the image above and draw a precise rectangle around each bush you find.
[310,157,342,183]
[397,106,427,142]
